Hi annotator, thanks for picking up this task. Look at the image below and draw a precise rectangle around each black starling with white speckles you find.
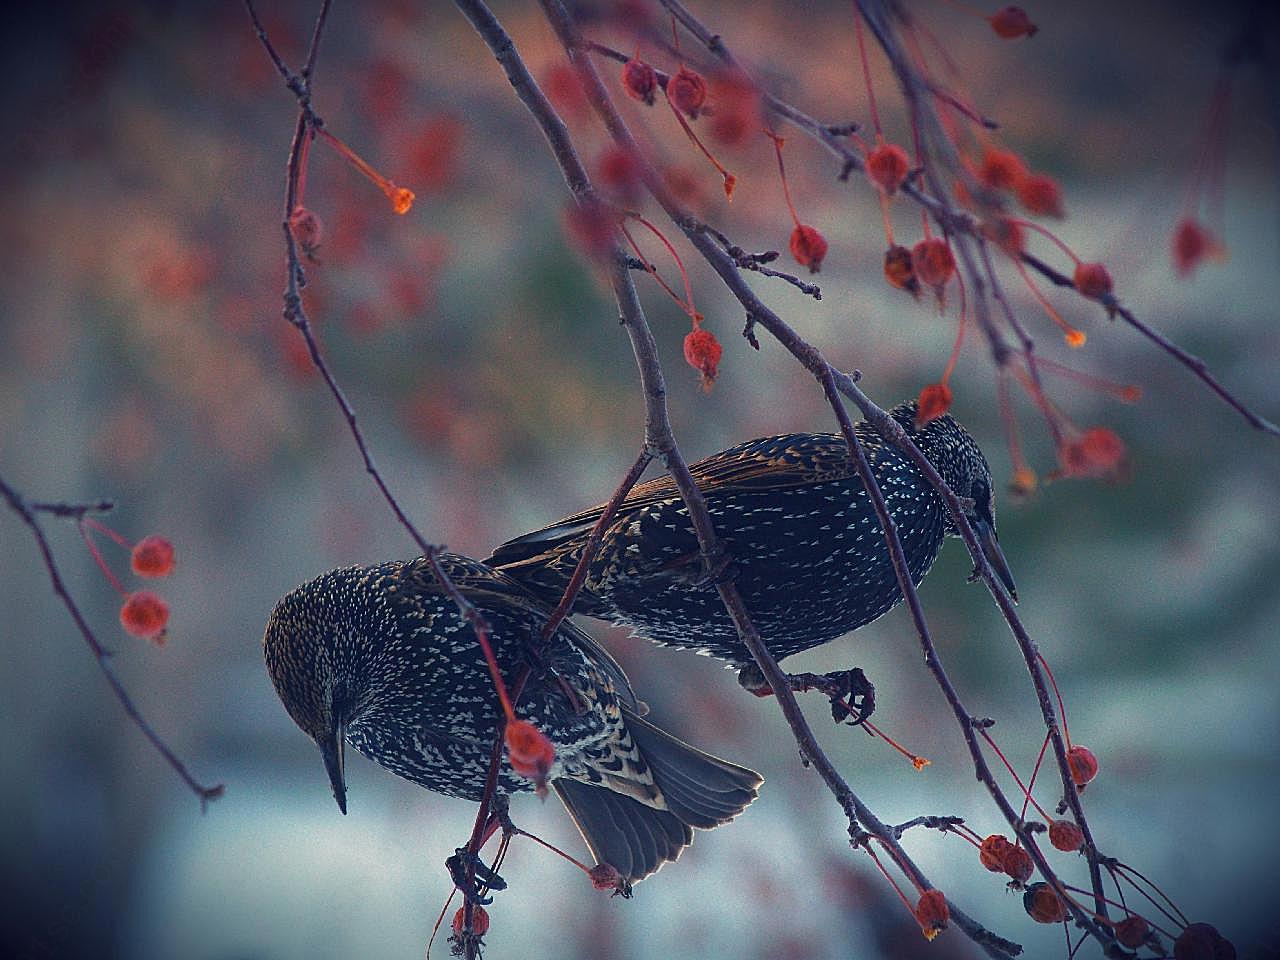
[486,401,1015,668]
[263,553,762,883]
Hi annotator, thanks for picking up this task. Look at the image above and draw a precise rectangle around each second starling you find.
[263,553,762,883]
[486,401,1016,668]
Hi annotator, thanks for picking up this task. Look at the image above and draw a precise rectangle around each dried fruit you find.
[683,327,723,391]
[866,142,911,195]
[1172,217,1225,277]
[130,536,176,578]
[1002,844,1034,884]
[120,591,170,643]
[790,224,828,273]
[916,383,953,427]
[1059,431,1125,480]
[1115,916,1151,950]
[1023,882,1068,923]
[621,57,657,105]
[979,834,1013,872]
[668,66,708,118]
[1174,922,1236,960]
[912,238,956,290]
[914,889,949,941]
[505,719,555,783]
[1048,819,1084,852]
[451,905,490,937]
[288,206,324,255]
[1067,744,1100,786]
[883,244,919,295]
[588,863,623,891]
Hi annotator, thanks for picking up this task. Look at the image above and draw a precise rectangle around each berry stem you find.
[853,6,884,140]
[78,520,127,596]
[766,129,802,228]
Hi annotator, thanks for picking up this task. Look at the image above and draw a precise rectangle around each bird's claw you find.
[447,848,508,905]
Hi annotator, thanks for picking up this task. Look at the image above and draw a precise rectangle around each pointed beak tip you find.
[320,727,348,816]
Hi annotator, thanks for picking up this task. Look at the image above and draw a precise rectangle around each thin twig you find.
[0,474,223,809]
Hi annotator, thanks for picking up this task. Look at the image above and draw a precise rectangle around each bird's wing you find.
[485,433,858,565]
[400,554,642,712]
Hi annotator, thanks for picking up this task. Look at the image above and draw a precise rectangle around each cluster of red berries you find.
[80,519,176,644]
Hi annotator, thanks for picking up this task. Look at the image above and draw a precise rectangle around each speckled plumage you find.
[263,553,761,881]
[486,402,1012,667]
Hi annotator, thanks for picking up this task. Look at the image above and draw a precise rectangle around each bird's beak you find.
[319,724,348,815]
[973,517,1018,603]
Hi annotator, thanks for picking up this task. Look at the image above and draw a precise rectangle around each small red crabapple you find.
[683,328,723,391]
[916,384,953,427]
[914,889,949,941]
[452,905,490,937]
[131,535,176,578]
[621,57,657,105]
[1023,882,1068,923]
[668,66,708,118]
[866,142,910,195]
[1067,744,1100,786]
[120,591,170,643]
[789,224,828,273]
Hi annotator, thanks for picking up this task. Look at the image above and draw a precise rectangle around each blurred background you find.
[1,1,1277,957]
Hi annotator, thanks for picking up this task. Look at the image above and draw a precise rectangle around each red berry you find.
[621,57,657,105]
[1115,916,1151,949]
[1073,261,1113,299]
[1048,819,1084,852]
[451,905,490,937]
[790,224,828,273]
[1017,173,1065,218]
[1023,882,1068,923]
[505,719,555,783]
[978,148,1027,191]
[544,63,590,119]
[588,863,623,891]
[912,238,956,290]
[989,6,1038,39]
[866,142,910,195]
[916,384,953,427]
[1067,744,1100,786]
[979,834,1013,872]
[130,536,175,578]
[914,889,949,941]
[683,327,723,390]
[564,199,619,261]
[120,591,170,643]
[1174,922,1236,960]
[668,66,708,118]
[1002,844,1034,884]
[883,244,920,295]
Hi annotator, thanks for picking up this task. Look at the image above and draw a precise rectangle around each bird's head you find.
[263,566,379,815]
[889,401,1017,602]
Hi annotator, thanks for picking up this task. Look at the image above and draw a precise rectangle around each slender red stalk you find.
[78,520,127,595]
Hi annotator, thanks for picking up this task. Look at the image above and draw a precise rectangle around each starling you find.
[263,553,762,883]
[485,401,1016,669]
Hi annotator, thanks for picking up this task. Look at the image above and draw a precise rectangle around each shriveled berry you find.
[1115,916,1151,949]
[866,142,910,195]
[120,591,170,643]
[883,244,919,296]
[1048,819,1084,852]
[451,905,490,937]
[912,238,956,290]
[1023,882,1068,923]
[505,719,555,783]
[621,57,657,105]
[1172,218,1225,278]
[1174,922,1236,960]
[790,224,828,273]
[980,834,1014,872]
[1067,744,1100,786]
[668,66,708,118]
[596,146,643,202]
[131,536,176,578]
[1060,431,1124,479]
[1002,844,1034,884]
[588,863,623,891]
[916,384,953,427]
[684,327,723,391]
[914,889,949,941]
